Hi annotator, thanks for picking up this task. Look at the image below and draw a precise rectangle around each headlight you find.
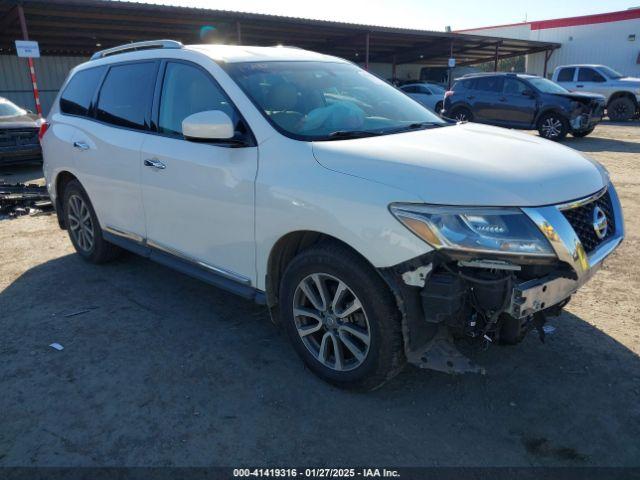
[390,204,555,257]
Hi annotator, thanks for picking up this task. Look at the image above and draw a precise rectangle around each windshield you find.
[0,99,26,117]
[225,61,445,140]
[598,66,624,79]
[527,77,569,94]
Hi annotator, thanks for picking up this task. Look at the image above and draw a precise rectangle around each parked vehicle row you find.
[41,41,624,390]
[442,72,605,140]
[552,64,640,121]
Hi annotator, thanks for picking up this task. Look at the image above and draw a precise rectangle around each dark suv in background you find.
[442,73,605,140]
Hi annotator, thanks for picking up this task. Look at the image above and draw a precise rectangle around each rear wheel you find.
[63,179,121,263]
[607,97,635,122]
[572,127,595,138]
[537,113,568,141]
[451,107,473,122]
[279,243,405,391]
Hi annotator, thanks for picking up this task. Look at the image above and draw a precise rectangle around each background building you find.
[459,8,640,78]
[0,0,557,114]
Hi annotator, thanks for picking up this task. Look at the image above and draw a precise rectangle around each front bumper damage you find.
[380,184,625,375]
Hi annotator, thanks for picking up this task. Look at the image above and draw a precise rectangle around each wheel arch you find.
[265,230,384,312]
[608,90,637,108]
[53,170,80,229]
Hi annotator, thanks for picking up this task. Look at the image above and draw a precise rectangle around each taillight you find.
[444,90,454,98]
[38,121,49,143]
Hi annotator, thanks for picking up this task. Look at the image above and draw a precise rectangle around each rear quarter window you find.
[95,62,157,130]
[59,66,105,116]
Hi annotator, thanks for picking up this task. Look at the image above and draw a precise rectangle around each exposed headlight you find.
[390,204,555,257]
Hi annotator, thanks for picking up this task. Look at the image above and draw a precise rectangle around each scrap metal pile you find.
[0,183,52,218]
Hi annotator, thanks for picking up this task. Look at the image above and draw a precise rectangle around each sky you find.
[130,0,638,30]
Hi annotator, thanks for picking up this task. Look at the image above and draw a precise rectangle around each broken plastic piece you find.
[49,343,64,351]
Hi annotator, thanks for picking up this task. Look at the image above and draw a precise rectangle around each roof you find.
[187,44,346,63]
[457,7,640,33]
[0,0,560,67]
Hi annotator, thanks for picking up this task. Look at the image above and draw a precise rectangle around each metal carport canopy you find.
[0,0,560,68]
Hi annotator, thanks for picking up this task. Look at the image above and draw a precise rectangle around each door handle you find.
[467,95,475,100]
[499,97,507,102]
[144,158,166,170]
[73,141,89,151]
[576,84,584,88]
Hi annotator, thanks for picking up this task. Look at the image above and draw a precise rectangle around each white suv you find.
[41,41,624,390]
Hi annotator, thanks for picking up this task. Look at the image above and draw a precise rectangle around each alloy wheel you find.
[292,273,371,372]
[541,117,563,138]
[454,111,469,122]
[68,194,94,252]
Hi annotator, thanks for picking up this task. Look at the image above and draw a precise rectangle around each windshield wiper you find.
[325,130,383,140]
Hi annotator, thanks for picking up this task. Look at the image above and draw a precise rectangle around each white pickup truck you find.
[552,65,640,121]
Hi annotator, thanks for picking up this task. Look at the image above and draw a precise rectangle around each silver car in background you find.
[400,83,445,114]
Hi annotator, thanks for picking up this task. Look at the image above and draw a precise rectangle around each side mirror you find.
[182,110,234,141]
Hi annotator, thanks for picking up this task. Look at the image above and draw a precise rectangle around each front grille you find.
[561,190,616,253]
[0,129,39,148]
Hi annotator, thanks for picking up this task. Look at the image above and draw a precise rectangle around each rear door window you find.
[556,67,575,82]
[474,76,504,92]
[60,66,105,116]
[503,78,528,95]
[96,62,157,130]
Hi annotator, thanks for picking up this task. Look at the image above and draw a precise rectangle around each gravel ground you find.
[0,123,638,467]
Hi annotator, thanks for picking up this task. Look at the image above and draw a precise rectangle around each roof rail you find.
[90,40,183,60]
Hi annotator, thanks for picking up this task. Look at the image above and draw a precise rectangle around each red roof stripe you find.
[456,8,640,33]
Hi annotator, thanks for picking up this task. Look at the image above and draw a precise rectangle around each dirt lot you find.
[0,123,639,467]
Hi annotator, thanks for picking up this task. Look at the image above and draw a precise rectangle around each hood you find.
[619,76,640,84]
[0,113,40,129]
[554,91,605,102]
[312,123,606,207]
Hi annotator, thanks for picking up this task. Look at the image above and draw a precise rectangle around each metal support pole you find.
[392,54,397,83]
[17,4,42,117]
[236,21,242,45]
[447,40,454,90]
[494,44,499,72]
[365,32,370,71]
[543,49,553,78]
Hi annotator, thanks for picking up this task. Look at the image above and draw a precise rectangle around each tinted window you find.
[158,62,239,136]
[454,79,473,90]
[556,67,575,82]
[503,78,528,95]
[474,76,503,92]
[402,86,419,93]
[96,62,157,130]
[60,67,105,116]
[578,68,605,83]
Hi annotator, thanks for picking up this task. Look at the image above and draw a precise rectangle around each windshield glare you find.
[528,77,569,94]
[225,61,445,140]
[598,66,623,79]
[0,100,26,117]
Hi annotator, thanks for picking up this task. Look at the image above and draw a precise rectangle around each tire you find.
[537,112,568,141]
[278,243,405,391]
[607,97,635,122]
[62,179,121,264]
[450,107,473,122]
[572,127,595,138]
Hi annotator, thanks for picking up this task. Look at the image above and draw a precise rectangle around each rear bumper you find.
[0,145,42,165]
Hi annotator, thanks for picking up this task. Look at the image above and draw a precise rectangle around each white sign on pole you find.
[448,57,456,68]
[15,40,40,58]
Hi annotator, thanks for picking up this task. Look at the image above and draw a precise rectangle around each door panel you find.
[471,76,504,122]
[576,68,608,96]
[140,136,258,282]
[499,78,537,126]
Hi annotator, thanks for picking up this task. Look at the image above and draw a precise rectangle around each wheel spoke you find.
[335,298,362,319]
[68,213,80,230]
[294,306,322,322]
[338,332,366,362]
[331,281,348,313]
[300,277,324,311]
[318,332,331,364]
[338,324,370,346]
[311,274,329,311]
[330,333,344,371]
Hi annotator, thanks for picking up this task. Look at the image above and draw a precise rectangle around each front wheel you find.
[450,107,473,122]
[607,97,635,122]
[537,113,568,141]
[279,243,405,391]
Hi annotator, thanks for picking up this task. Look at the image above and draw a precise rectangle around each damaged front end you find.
[381,185,624,375]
